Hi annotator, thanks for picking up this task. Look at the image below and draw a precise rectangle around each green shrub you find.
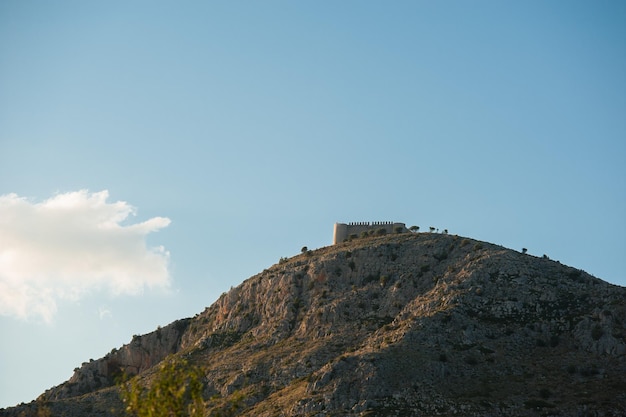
[120,356,204,417]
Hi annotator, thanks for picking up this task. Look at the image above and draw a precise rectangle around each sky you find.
[1,0,625,408]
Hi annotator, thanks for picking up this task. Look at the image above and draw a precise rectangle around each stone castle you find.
[333,221,407,244]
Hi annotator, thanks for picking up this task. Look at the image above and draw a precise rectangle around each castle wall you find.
[333,222,407,244]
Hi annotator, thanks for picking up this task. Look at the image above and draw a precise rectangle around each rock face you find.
[39,318,190,401]
[2,233,626,416]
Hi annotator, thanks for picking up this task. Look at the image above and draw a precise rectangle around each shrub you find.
[549,334,560,347]
[580,365,599,377]
[119,356,204,417]
[539,388,552,399]
[591,324,603,341]
[434,250,448,261]
[379,275,389,286]
[524,399,555,409]
[464,356,478,365]
[363,273,380,284]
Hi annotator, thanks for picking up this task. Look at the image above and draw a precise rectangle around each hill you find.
[2,232,625,416]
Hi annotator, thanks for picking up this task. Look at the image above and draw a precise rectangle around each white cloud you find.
[98,306,112,320]
[0,190,171,323]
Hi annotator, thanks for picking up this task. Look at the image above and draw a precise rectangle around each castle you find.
[333,221,408,244]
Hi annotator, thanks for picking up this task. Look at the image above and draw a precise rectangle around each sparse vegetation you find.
[12,231,626,417]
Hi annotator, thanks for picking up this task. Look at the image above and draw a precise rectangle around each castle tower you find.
[333,223,348,245]
[333,221,407,244]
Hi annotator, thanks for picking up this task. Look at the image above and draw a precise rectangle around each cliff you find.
[2,232,625,416]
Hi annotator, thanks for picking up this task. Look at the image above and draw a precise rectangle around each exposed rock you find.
[2,233,625,416]
[38,318,190,402]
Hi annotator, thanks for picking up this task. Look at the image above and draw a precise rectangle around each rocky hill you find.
[2,232,625,416]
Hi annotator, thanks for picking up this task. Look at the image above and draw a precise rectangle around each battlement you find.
[333,221,407,244]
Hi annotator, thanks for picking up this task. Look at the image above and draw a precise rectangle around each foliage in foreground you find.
[119,355,204,417]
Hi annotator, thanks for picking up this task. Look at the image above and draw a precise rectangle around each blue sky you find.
[1,0,625,408]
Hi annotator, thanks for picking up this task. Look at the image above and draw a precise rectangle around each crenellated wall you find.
[333,222,407,244]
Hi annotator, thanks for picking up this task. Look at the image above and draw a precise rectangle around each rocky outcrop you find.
[39,318,190,401]
[2,232,625,416]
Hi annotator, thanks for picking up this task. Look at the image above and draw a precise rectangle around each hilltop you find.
[2,232,625,416]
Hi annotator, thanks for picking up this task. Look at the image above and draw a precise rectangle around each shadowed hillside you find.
[3,232,625,416]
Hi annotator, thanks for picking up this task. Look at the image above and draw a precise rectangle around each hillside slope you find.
[2,233,625,416]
